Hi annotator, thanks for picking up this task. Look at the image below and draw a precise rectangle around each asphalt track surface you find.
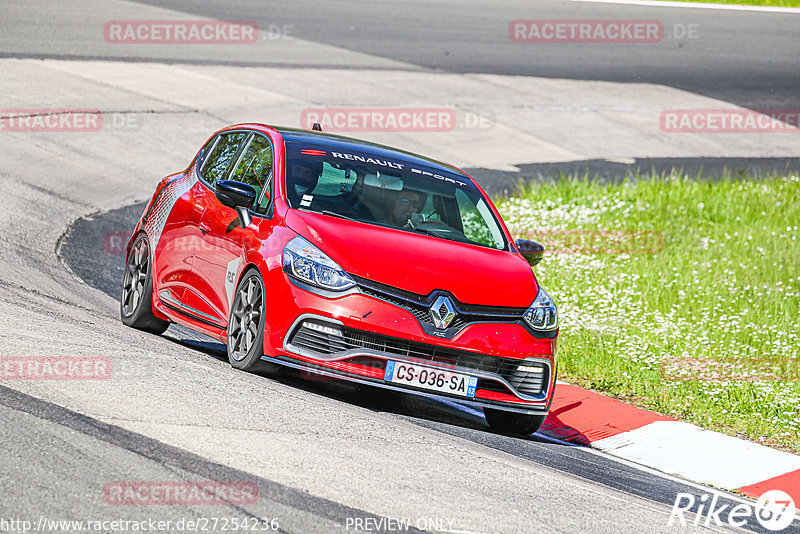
[3,0,800,532]
[0,387,424,534]
[57,202,798,534]
[128,0,800,182]
[4,0,799,182]
[9,0,800,111]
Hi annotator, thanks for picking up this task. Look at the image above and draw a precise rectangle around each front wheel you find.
[120,234,169,334]
[227,269,279,375]
[483,408,547,435]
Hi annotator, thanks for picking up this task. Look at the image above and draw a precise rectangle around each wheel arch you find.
[235,262,264,289]
[125,229,147,258]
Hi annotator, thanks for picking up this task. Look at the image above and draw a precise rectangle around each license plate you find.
[384,361,478,398]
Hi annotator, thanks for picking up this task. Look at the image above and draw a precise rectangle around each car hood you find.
[285,210,537,307]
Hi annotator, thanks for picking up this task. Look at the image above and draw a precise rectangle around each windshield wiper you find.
[411,225,476,246]
[321,210,358,222]
[411,226,448,240]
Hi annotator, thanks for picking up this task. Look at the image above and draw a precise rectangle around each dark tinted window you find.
[229,133,274,215]
[284,142,507,250]
[201,132,247,186]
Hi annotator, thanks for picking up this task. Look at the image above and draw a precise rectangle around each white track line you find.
[577,443,800,527]
[439,399,795,512]
[593,421,800,488]
[569,0,800,14]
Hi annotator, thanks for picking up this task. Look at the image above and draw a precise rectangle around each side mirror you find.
[215,180,256,228]
[516,239,544,266]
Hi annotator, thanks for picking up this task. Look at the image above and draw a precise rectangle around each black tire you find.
[120,234,169,334]
[355,383,402,410]
[484,408,547,435]
[226,269,279,374]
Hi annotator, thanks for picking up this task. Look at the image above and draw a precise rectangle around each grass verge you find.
[495,173,799,453]
[660,0,800,7]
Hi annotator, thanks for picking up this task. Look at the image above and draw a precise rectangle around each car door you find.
[150,134,220,309]
[171,130,249,328]
[186,131,276,328]
[150,174,197,309]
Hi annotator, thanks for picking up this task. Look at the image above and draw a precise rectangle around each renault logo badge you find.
[430,296,456,330]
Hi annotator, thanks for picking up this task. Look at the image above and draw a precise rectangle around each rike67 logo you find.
[669,489,796,531]
[755,491,798,532]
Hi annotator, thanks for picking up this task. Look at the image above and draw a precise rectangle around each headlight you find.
[523,286,558,331]
[282,236,355,291]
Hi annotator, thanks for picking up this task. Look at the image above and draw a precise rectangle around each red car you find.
[120,123,558,434]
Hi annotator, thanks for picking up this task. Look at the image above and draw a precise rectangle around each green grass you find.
[495,173,800,453]
[660,0,800,6]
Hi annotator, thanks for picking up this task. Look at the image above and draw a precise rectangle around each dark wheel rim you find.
[228,276,263,362]
[121,237,149,317]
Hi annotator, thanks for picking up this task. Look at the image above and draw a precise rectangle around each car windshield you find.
[284,142,507,250]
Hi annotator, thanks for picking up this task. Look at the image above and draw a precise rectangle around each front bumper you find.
[262,275,558,414]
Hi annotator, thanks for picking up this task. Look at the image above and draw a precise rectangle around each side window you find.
[201,132,248,186]
[229,133,274,215]
[421,195,442,222]
[196,136,216,170]
[455,189,502,249]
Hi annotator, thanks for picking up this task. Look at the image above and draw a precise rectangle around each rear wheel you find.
[483,408,546,435]
[120,234,169,334]
[227,269,279,374]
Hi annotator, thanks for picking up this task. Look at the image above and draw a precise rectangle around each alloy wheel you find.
[228,276,263,361]
[121,237,150,317]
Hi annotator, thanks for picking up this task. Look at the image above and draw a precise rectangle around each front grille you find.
[288,320,549,397]
[354,277,526,334]
[360,287,430,323]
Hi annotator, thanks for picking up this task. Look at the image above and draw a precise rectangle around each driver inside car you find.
[386,190,426,227]
[288,160,322,207]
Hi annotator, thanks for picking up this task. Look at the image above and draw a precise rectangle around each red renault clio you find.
[121,123,558,434]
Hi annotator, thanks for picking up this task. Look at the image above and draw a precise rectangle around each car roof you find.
[274,126,468,178]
